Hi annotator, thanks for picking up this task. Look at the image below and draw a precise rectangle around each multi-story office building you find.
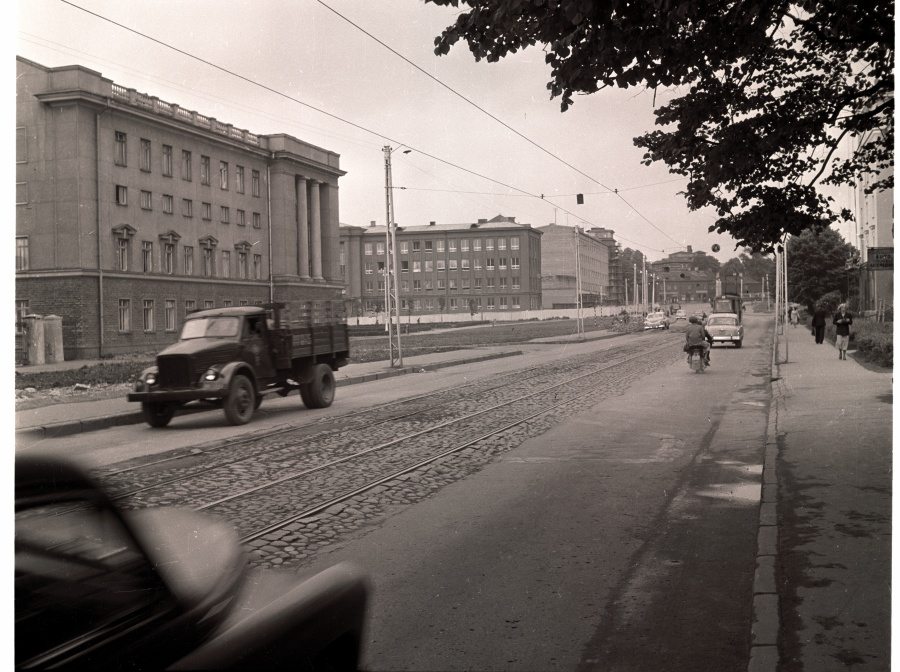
[649,246,715,303]
[536,224,617,308]
[854,129,893,315]
[341,216,542,317]
[16,56,345,360]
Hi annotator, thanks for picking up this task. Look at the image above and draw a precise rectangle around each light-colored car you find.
[706,312,743,348]
[643,311,670,330]
[674,309,687,321]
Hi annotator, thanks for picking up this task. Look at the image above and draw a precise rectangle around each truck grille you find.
[158,355,196,389]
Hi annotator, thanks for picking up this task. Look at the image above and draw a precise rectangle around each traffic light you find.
[576,194,584,205]
[712,244,721,252]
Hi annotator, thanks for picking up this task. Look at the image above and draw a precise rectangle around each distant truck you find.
[128,302,349,427]
[712,294,743,322]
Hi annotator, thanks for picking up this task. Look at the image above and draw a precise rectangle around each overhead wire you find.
[53,0,671,252]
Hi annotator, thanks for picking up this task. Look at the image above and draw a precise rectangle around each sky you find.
[14,0,858,263]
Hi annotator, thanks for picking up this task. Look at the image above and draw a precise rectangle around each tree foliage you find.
[785,228,855,307]
[427,0,893,252]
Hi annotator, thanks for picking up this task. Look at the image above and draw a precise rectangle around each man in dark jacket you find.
[685,315,713,365]
[833,303,853,359]
[811,305,828,344]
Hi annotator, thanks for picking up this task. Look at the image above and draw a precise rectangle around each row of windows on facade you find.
[362,277,524,293]
[364,237,521,255]
[14,298,262,335]
[113,185,262,228]
[114,298,264,333]
[364,297,525,312]
[364,258,523,274]
[115,239,264,279]
[114,132,262,195]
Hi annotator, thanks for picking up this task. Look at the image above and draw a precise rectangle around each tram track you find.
[102,335,684,560]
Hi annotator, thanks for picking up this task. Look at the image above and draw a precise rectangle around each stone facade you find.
[15,56,345,360]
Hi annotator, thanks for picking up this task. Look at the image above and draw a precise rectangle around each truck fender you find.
[219,362,258,391]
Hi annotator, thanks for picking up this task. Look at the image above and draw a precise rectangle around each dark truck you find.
[128,302,349,427]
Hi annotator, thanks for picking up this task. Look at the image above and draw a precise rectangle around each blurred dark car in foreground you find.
[15,455,369,670]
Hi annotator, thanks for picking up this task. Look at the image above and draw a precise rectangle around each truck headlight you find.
[144,372,157,386]
[202,369,220,382]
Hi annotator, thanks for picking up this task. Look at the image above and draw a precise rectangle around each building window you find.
[486,238,494,251]
[413,280,422,291]
[424,279,433,291]
[239,300,248,306]
[487,297,496,309]
[512,276,520,289]
[401,260,409,273]
[223,300,233,307]
[499,258,507,270]
[221,250,231,278]
[204,300,214,310]
[437,240,445,253]
[164,243,175,274]
[364,281,374,294]
[140,139,151,171]
[364,262,374,275]
[252,169,260,197]
[498,238,507,251]
[142,241,153,272]
[437,259,445,271]
[462,278,471,290]
[499,278,507,289]
[115,185,128,205]
[16,299,29,334]
[162,145,173,176]
[185,299,196,315]
[162,194,174,214]
[253,254,262,279]
[487,278,495,289]
[202,202,212,220]
[461,239,469,252]
[220,206,230,224]
[183,199,193,217]
[461,259,469,271]
[200,156,211,185]
[219,161,229,189]
[449,240,457,252]
[486,258,495,270]
[512,297,521,309]
[449,259,458,271]
[115,132,127,166]
[238,252,248,278]
[376,242,385,256]
[437,279,446,290]
[236,166,245,193]
[474,258,482,270]
[184,246,194,275]
[401,280,409,292]
[116,238,129,271]
[424,260,433,272]
[500,297,508,309]
[364,243,373,256]
[140,190,152,210]
[449,279,457,291]
[182,150,192,181]
[424,241,433,253]
[473,239,482,251]
[474,277,482,290]
[118,299,131,331]
[236,209,245,226]
[511,236,520,250]
[412,241,421,252]
[165,300,176,331]
[16,237,29,271]
[143,299,155,331]
[413,260,421,273]
[511,257,520,269]
[400,241,408,254]
[252,212,261,229]
[203,248,214,277]
[377,261,385,274]
[450,298,458,309]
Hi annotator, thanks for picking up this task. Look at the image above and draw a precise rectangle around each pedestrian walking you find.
[791,307,800,327]
[787,305,793,325]
[833,303,853,360]
[811,304,828,344]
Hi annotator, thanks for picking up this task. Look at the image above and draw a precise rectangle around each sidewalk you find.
[749,327,892,671]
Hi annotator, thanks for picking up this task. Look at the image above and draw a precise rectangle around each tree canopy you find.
[786,228,856,308]
[427,0,893,252]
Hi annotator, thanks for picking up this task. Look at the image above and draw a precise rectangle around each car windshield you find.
[707,316,738,326]
[181,316,241,340]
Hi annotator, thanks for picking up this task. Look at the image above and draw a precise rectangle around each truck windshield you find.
[181,316,241,340]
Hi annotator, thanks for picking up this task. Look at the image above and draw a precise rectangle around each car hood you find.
[158,338,241,359]
[125,508,245,614]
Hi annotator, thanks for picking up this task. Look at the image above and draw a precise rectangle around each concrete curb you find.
[16,350,523,439]
[748,339,782,672]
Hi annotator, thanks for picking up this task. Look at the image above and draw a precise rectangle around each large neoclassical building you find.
[16,56,345,360]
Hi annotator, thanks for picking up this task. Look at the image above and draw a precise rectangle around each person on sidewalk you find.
[791,307,800,327]
[833,303,853,359]
[811,304,828,344]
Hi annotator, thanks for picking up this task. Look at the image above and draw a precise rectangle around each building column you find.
[310,180,323,280]
[296,176,310,280]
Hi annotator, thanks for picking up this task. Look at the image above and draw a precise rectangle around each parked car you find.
[705,312,744,348]
[643,311,670,330]
[15,455,369,670]
[674,309,687,321]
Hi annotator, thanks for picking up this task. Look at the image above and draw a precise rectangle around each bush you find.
[824,319,892,367]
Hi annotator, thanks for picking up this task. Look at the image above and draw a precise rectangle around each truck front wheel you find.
[143,402,176,428]
[303,364,335,409]
[224,374,256,425]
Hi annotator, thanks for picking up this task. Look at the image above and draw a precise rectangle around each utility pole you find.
[383,146,402,367]
[575,226,584,338]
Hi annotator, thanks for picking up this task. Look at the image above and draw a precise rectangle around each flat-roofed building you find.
[340,215,542,318]
[15,56,345,360]
[536,224,617,308]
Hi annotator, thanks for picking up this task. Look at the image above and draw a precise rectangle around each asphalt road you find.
[288,315,774,671]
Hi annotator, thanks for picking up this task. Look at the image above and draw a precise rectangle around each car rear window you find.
[708,317,738,326]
